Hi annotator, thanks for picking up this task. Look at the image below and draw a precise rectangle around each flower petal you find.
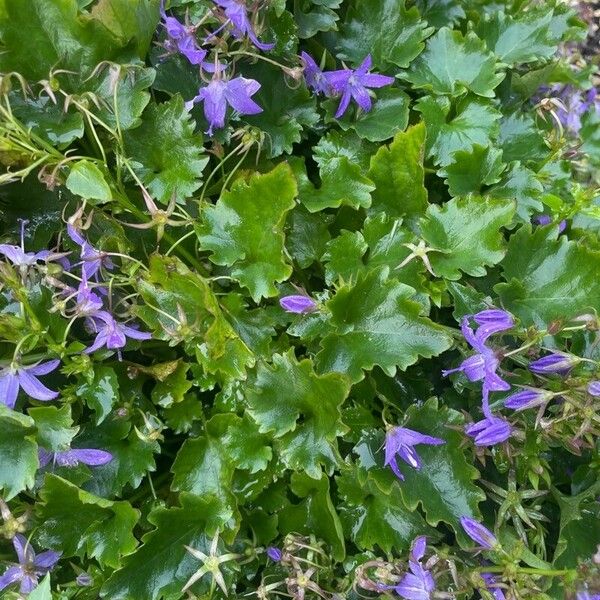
[17,370,58,401]
[33,550,61,569]
[0,566,23,591]
[0,372,20,409]
[67,449,113,466]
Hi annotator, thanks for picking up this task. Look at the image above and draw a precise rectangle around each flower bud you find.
[460,516,498,549]
[529,352,580,375]
[279,294,317,314]
[504,389,553,411]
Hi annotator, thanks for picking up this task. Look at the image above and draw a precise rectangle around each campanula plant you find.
[0,0,599,598]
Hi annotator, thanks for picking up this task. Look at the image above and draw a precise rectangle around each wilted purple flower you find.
[504,388,552,411]
[38,447,113,468]
[85,311,151,356]
[326,55,394,118]
[460,517,498,549]
[279,294,317,314]
[300,52,336,96]
[213,0,274,51]
[67,224,114,280]
[186,76,262,135]
[266,547,282,561]
[465,415,512,447]
[384,426,445,480]
[532,214,567,233]
[529,352,579,375]
[0,360,60,410]
[588,381,600,397]
[481,573,506,600]
[0,534,61,594]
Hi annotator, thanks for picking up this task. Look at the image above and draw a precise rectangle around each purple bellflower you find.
[160,1,217,70]
[588,381,600,397]
[279,294,317,314]
[532,214,567,233]
[213,0,274,51]
[378,536,435,600]
[39,447,113,468]
[0,360,60,410]
[266,547,282,562]
[300,52,331,95]
[460,517,498,549]
[443,310,513,415]
[0,534,61,594]
[529,352,580,375]
[465,415,512,447]
[481,573,506,600]
[73,275,103,317]
[186,75,262,136]
[67,224,114,280]
[85,311,151,356]
[0,220,63,267]
[504,388,553,411]
[325,55,394,118]
[384,426,445,480]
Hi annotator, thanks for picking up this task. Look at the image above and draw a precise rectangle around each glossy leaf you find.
[37,474,139,568]
[124,95,209,204]
[316,268,453,382]
[66,160,112,204]
[421,195,515,280]
[196,163,297,301]
[404,27,505,97]
[29,405,78,452]
[497,225,600,326]
[76,366,119,425]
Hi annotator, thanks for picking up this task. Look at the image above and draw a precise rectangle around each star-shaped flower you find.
[384,426,445,480]
[0,360,60,409]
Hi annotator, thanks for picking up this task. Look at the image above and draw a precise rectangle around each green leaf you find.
[416,96,501,166]
[37,474,139,568]
[162,395,204,434]
[286,205,332,268]
[76,366,119,425]
[279,472,345,560]
[337,0,431,69]
[404,27,505,97]
[65,160,112,204]
[124,96,209,204]
[554,503,600,568]
[137,255,254,380]
[496,225,600,326]
[196,164,297,301]
[29,405,78,452]
[0,405,38,500]
[477,10,557,66]
[398,400,484,533]
[0,0,129,82]
[335,87,411,143]
[247,350,350,478]
[77,419,158,498]
[337,465,435,553]
[415,0,465,28]
[294,131,375,212]
[150,361,192,408]
[368,123,428,220]
[294,1,339,38]
[498,112,547,164]
[242,63,319,158]
[440,144,505,196]
[90,0,159,59]
[27,574,51,600]
[10,94,84,147]
[102,494,230,600]
[316,268,452,383]
[420,195,515,280]
[489,162,543,222]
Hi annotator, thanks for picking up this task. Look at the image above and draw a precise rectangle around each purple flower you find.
[588,381,600,397]
[73,275,103,317]
[67,224,114,280]
[384,426,445,480]
[504,389,552,411]
[460,517,498,549]
[0,534,61,594]
[186,76,262,135]
[213,0,274,51]
[300,52,335,96]
[160,1,217,70]
[443,310,513,415]
[85,311,151,356]
[0,360,60,410]
[38,447,113,468]
[76,573,93,587]
[481,573,506,600]
[465,415,512,447]
[532,214,567,233]
[266,547,282,561]
[0,220,62,267]
[279,295,317,314]
[577,589,600,600]
[325,55,394,118]
[529,352,579,375]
